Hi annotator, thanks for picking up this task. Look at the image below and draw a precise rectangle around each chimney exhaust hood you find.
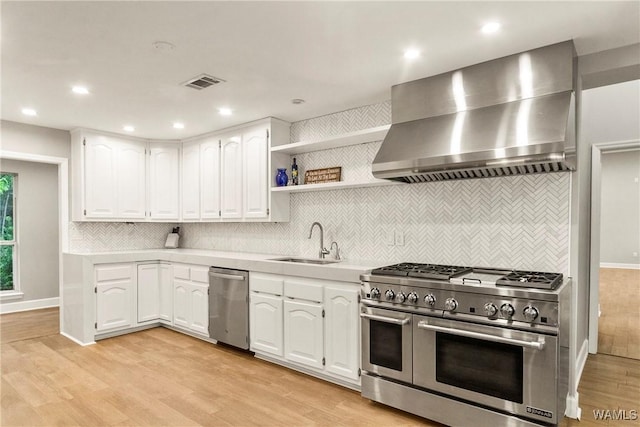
[372,41,577,182]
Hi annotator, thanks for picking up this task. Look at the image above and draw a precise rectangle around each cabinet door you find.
[137,264,160,323]
[250,293,283,356]
[96,280,134,332]
[173,280,190,329]
[190,283,209,335]
[149,143,180,220]
[200,138,221,219]
[284,300,324,369]
[220,135,243,218]
[325,286,360,380]
[243,126,268,218]
[158,263,173,323]
[116,140,147,218]
[84,136,117,218]
[182,142,200,220]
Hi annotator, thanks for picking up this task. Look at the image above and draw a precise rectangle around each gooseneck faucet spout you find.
[308,222,330,259]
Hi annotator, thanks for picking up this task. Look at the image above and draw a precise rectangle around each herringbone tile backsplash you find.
[71,101,571,274]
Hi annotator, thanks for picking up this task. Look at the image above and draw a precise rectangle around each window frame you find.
[0,172,21,300]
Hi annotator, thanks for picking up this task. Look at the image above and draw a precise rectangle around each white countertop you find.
[63,248,385,283]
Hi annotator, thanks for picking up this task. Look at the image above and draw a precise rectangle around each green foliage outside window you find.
[0,174,15,291]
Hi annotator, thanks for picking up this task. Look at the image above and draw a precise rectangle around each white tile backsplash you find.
[70,101,571,274]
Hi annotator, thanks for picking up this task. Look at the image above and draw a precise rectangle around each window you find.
[0,173,17,293]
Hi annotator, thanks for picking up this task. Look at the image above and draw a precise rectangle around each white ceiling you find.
[2,1,639,140]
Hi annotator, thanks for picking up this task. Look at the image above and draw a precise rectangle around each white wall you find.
[0,159,59,302]
[1,120,70,159]
[600,150,640,265]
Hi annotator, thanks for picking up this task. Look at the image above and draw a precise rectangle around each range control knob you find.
[484,303,498,317]
[523,306,539,322]
[370,288,381,300]
[444,298,458,311]
[407,292,419,304]
[424,294,436,307]
[385,289,395,301]
[395,292,406,303]
[500,303,515,319]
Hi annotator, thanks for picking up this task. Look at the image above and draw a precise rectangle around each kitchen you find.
[1,2,639,426]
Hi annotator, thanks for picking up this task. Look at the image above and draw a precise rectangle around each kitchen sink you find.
[270,257,340,265]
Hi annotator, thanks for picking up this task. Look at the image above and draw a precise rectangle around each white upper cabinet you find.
[243,125,269,219]
[200,138,221,219]
[181,141,201,220]
[149,142,180,220]
[71,118,290,222]
[80,132,146,220]
[84,136,117,218]
[220,134,243,219]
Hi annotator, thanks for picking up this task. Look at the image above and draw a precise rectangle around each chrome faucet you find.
[308,222,330,259]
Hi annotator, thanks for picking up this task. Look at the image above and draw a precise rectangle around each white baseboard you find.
[0,297,59,314]
[60,331,95,346]
[600,262,640,270]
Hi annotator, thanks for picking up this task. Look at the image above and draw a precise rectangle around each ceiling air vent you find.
[183,74,225,90]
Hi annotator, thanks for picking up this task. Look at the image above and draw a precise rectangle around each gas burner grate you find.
[371,263,472,280]
[496,271,563,290]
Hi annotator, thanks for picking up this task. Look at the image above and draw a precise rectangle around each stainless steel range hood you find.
[372,41,577,182]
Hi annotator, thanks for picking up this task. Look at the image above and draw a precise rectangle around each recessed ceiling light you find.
[218,107,233,116]
[72,86,89,95]
[291,98,305,105]
[123,125,135,132]
[21,108,37,116]
[404,49,420,60]
[481,22,501,34]
[173,122,185,129]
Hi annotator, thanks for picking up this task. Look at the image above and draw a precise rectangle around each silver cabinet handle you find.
[417,321,546,350]
[360,313,410,325]
[209,272,246,281]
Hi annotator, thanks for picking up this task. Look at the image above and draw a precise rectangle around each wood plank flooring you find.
[1,308,639,426]
[598,268,640,360]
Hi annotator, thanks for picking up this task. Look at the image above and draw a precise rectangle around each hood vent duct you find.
[372,41,577,182]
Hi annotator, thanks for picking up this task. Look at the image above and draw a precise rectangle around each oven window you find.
[436,333,523,403]
[370,320,403,371]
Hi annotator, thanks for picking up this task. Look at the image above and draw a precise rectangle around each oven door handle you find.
[360,313,411,325]
[417,321,546,350]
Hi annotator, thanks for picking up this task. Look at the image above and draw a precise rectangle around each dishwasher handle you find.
[209,271,247,281]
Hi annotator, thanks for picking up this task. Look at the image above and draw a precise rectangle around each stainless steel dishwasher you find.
[208,267,249,349]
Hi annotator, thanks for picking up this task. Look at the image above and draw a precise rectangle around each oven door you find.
[360,306,413,383]
[413,314,559,424]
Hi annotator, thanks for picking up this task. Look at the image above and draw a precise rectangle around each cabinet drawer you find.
[173,265,190,280]
[284,279,323,303]
[250,273,284,295]
[95,264,132,282]
[190,266,210,284]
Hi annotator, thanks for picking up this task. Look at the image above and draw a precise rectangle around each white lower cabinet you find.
[249,272,360,385]
[324,286,360,380]
[95,263,136,333]
[172,264,209,336]
[137,262,173,325]
[284,299,324,369]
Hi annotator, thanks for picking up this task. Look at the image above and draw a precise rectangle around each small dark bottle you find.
[291,157,299,185]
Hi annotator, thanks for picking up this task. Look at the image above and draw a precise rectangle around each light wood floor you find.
[1,308,638,426]
[598,268,640,360]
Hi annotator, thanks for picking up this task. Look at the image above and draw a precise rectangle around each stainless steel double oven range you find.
[360,263,570,427]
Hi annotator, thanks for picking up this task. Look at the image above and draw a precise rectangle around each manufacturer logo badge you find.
[526,406,553,419]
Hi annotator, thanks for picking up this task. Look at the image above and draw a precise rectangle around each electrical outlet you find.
[633,252,638,257]
[395,231,405,246]
[386,230,395,246]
